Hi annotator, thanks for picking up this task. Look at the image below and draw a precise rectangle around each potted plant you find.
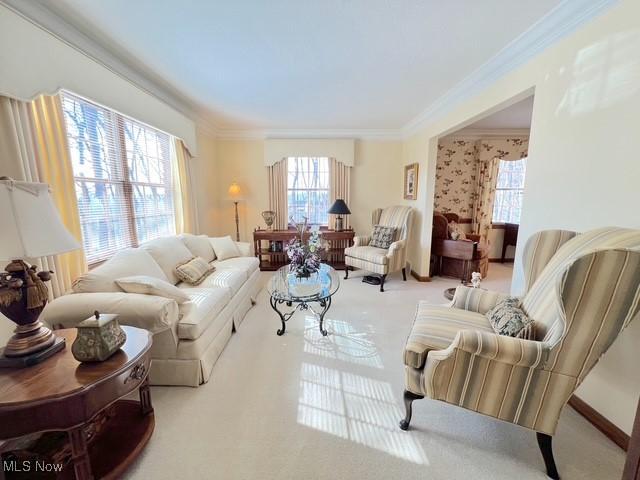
[286,217,325,278]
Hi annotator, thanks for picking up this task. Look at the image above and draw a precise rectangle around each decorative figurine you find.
[72,311,126,362]
[261,210,276,230]
[471,272,482,289]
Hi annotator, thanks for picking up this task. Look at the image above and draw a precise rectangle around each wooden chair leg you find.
[402,267,407,281]
[399,390,424,430]
[380,274,387,292]
[536,432,560,480]
[344,266,350,279]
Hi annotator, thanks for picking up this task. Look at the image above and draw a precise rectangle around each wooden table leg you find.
[139,376,154,416]
[69,425,93,480]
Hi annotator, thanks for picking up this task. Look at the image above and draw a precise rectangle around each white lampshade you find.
[0,179,80,260]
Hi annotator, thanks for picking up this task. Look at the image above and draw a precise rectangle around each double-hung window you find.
[287,157,330,226]
[61,92,175,265]
[492,158,526,224]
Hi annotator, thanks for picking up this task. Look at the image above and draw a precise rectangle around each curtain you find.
[172,138,197,234]
[329,157,351,230]
[471,156,500,241]
[267,158,288,230]
[0,94,87,298]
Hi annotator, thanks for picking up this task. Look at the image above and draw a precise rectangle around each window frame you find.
[61,91,175,266]
[492,157,527,225]
[286,156,331,227]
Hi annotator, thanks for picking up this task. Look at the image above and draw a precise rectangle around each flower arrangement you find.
[286,217,325,277]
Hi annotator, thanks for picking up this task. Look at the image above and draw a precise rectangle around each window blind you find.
[287,157,330,225]
[61,92,175,265]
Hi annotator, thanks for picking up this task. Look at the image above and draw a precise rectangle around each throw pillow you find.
[486,297,535,340]
[72,248,169,293]
[141,236,195,285]
[116,275,190,304]
[175,257,215,285]
[179,233,216,262]
[209,235,241,260]
[369,225,397,249]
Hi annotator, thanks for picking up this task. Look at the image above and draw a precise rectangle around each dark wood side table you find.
[501,223,519,262]
[0,326,154,480]
[253,229,355,271]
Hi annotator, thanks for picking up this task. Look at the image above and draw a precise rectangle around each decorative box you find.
[72,311,126,362]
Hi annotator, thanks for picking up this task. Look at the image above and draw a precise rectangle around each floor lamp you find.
[228,182,242,241]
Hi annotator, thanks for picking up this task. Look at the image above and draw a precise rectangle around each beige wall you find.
[207,138,404,245]
[401,0,640,433]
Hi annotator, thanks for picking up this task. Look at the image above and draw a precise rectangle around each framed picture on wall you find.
[404,163,419,200]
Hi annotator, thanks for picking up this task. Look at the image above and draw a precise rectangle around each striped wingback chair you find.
[401,227,640,479]
[344,206,413,292]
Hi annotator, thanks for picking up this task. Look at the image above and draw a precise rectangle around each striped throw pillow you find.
[175,257,215,285]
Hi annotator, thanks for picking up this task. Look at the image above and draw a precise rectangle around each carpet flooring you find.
[127,264,625,479]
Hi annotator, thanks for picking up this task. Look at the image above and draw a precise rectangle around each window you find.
[287,157,330,225]
[61,92,175,265]
[492,158,526,224]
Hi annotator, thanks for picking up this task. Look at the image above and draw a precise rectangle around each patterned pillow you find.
[369,225,397,249]
[486,297,535,340]
[175,257,215,285]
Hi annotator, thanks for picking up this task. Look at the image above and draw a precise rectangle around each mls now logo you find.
[3,459,64,473]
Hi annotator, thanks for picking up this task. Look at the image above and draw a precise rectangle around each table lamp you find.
[328,199,351,232]
[0,178,80,362]
[228,182,242,241]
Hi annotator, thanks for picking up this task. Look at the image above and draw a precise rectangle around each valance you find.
[264,139,355,166]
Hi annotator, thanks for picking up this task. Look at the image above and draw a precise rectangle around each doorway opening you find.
[430,94,533,283]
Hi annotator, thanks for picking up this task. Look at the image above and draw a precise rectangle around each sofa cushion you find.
[181,268,247,296]
[212,256,260,276]
[404,302,494,369]
[141,236,194,285]
[116,275,190,304]
[72,248,168,293]
[209,236,240,261]
[178,287,231,340]
[179,234,215,263]
[344,245,389,265]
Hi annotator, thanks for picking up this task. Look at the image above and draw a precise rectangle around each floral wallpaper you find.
[434,136,529,219]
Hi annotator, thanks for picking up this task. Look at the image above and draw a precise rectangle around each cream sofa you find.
[43,234,261,387]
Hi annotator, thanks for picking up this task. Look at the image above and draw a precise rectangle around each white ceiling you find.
[463,96,534,130]
[36,0,562,131]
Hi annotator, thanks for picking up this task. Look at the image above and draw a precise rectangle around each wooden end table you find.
[0,326,154,480]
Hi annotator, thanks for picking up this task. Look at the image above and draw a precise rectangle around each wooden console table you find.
[253,229,355,271]
[0,326,153,480]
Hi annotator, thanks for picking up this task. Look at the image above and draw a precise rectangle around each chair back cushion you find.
[375,206,413,241]
[521,227,640,376]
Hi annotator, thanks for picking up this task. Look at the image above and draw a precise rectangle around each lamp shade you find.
[328,199,351,215]
[228,182,241,199]
[0,179,80,260]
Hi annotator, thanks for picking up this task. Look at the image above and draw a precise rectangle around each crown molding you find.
[0,0,220,135]
[443,128,531,139]
[402,0,619,138]
[214,128,404,141]
[3,0,617,141]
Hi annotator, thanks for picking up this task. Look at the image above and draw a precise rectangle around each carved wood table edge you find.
[0,326,154,480]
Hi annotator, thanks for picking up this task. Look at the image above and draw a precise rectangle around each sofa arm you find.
[451,286,511,314]
[353,235,371,247]
[235,241,251,257]
[42,292,179,334]
[453,329,546,367]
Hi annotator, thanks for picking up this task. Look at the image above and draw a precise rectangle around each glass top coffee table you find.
[267,263,340,336]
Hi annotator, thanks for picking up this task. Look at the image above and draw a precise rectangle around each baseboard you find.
[489,258,515,263]
[569,395,629,451]
[410,269,431,282]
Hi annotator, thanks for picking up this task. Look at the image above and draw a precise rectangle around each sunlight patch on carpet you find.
[297,363,428,465]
